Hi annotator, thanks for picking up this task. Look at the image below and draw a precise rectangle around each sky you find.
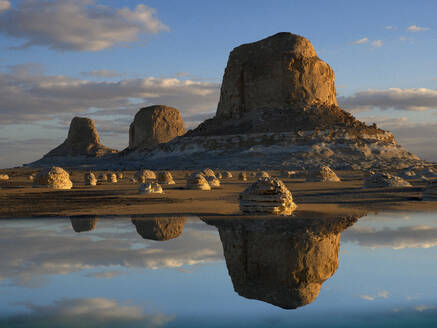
[1,0,437,168]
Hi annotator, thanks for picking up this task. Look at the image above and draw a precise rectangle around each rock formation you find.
[129,105,186,150]
[423,180,437,200]
[222,171,232,179]
[40,117,117,160]
[306,166,341,182]
[84,172,97,186]
[98,173,108,182]
[186,173,211,190]
[70,216,98,232]
[239,177,297,215]
[203,212,360,309]
[134,169,156,183]
[32,166,73,189]
[216,172,222,179]
[107,172,117,183]
[0,174,9,180]
[238,171,247,181]
[256,171,270,178]
[201,168,216,177]
[122,32,422,171]
[363,172,412,188]
[139,182,163,194]
[205,175,220,188]
[117,172,124,179]
[131,217,186,241]
[157,171,175,185]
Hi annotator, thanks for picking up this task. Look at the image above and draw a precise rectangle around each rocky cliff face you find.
[203,212,361,309]
[129,105,186,150]
[131,217,186,241]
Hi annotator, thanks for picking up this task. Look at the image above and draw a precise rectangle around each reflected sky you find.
[1,212,437,327]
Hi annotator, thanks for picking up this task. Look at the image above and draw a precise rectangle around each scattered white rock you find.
[306,166,340,182]
[108,173,117,183]
[117,172,124,179]
[33,166,73,189]
[363,172,412,188]
[84,172,97,186]
[157,171,175,185]
[201,168,216,177]
[139,182,163,194]
[239,177,297,215]
[256,171,270,178]
[0,174,9,180]
[98,173,108,182]
[216,172,223,179]
[134,169,156,183]
[206,175,221,188]
[238,171,247,181]
[186,173,211,190]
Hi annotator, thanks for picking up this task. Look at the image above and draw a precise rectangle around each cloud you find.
[81,69,126,78]
[338,88,437,112]
[342,225,437,249]
[0,298,172,328]
[0,64,220,125]
[0,0,169,51]
[351,37,369,45]
[385,26,395,30]
[358,290,389,301]
[407,25,430,32]
[371,40,383,48]
[0,0,10,12]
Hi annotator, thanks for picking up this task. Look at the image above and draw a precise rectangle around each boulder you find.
[41,117,117,158]
[363,172,412,188]
[201,168,216,177]
[222,171,233,179]
[216,172,223,179]
[98,173,108,182]
[33,166,73,189]
[70,216,98,232]
[107,173,117,183]
[186,173,211,190]
[205,175,220,188]
[134,169,156,183]
[306,166,340,182]
[239,177,297,215]
[84,172,97,186]
[157,171,175,185]
[129,105,186,150]
[256,171,270,178]
[117,172,124,179]
[139,182,163,194]
[0,174,9,180]
[131,217,187,241]
[238,171,247,181]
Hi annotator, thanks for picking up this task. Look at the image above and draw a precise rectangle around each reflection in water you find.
[204,213,362,309]
[131,217,187,241]
[70,216,98,232]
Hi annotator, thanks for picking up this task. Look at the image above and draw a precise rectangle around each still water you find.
[1,211,437,327]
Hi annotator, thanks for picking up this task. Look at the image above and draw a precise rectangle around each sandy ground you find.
[0,168,436,218]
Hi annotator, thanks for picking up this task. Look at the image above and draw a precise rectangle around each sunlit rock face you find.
[32,166,73,189]
[70,216,98,232]
[43,117,117,158]
[131,217,187,241]
[204,213,360,309]
[306,165,341,182]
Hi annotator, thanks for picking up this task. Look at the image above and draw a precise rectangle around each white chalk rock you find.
[33,166,73,190]
[139,182,163,194]
[186,173,211,190]
[307,166,340,182]
[158,171,175,185]
[84,172,97,186]
[363,172,412,188]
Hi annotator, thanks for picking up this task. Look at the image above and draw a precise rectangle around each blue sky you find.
[1,0,437,168]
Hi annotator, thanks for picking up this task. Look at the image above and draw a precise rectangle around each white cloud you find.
[81,69,125,78]
[338,88,437,112]
[385,26,395,30]
[0,0,169,51]
[371,40,383,48]
[407,25,430,32]
[351,37,369,45]
[358,290,389,301]
[0,0,10,12]
[0,298,172,327]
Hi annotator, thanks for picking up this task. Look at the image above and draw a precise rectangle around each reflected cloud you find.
[1,297,172,327]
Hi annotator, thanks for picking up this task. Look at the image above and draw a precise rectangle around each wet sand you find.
[0,168,436,218]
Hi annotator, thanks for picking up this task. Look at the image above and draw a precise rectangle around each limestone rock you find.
[238,171,247,181]
[216,172,222,179]
[42,117,117,158]
[33,166,73,189]
[28,175,35,181]
[107,173,117,183]
[0,174,9,180]
[363,172,412,188]
[84,172,97,186]
[201,168,216,177]
[129,105,186,150]
[139,182,163,194]
[306,166,340,182]
[131,217,186,241]
[117,172,124,179]
[256,171,270,178]
[206,175,220,188]
[186,173,211,190]
[423,180,437,201]
[98,173,108,182]
[222,171,232,179]
[70,216,98,232]
[203,213,359,309]
[157,171,175,185]
[134,169,156,183]
[239,177,297,215]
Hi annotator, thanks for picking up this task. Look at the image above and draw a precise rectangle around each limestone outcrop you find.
[107,172,117,183]
[306,166,340,182]
[33,166,73,189]
[157,171,175,185]
[205,175,220,188]
[129,105,186,150]
[134,169,156,183]
[131,217,187,241]
[186,173,211,190]
[139,182,163,194]
[0,174,9,180]
[70,216,98,232]
[98,173,108,182]
[201,168,216,177]
[239,177,297,215]
[41,117,117,159]
[238,171,247,181]
[363,172,412,188]
[84,172,97,186]
[203,212,360,309]
[256,171,270,178]
[222,171,232,179]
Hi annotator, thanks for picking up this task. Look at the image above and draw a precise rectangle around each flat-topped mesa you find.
[43,117,117,158]
[129,105,186,151]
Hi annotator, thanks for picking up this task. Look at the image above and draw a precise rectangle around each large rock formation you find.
[42,117,117,158]
[131,217,186,241]
[203,211,361,309]
[122,32,422,171]
[129,105,186,150]
[32,166,73,189]
[363,172,412,188]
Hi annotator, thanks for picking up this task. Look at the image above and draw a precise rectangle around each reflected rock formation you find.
[70,216,98,232]
[131,217,187,241]
[204,212,361,309]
